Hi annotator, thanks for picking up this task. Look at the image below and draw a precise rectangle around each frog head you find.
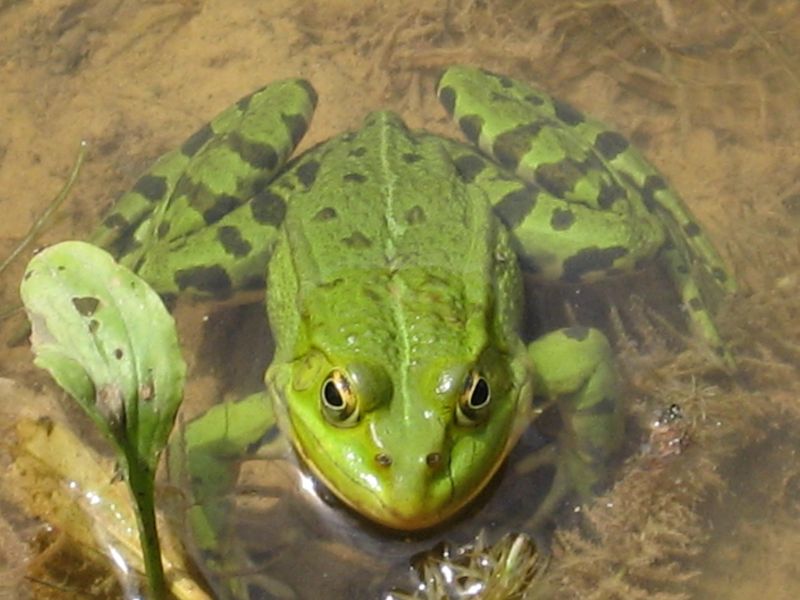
[266,337,533,531]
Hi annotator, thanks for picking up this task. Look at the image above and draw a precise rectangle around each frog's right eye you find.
[321,369,360,427]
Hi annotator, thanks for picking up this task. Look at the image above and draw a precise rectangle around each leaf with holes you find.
[19,240,186,599]
[19,240,186,468]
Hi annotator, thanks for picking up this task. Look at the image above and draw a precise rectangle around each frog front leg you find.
[169,392,278,598]
[521,326,624,528]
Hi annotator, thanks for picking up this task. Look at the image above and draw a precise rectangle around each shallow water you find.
[1,1,800,599]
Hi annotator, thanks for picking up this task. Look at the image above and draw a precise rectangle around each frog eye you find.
[321,369,359,427]
[456,371,491,426]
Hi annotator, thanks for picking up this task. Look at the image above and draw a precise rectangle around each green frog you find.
[91,66,734,551]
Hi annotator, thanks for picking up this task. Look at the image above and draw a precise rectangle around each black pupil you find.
[470,377,490,408]
[323,380,344,408]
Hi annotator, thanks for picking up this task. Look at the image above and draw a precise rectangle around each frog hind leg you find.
[91,78,317,299]
[169,392,277,598]
[437,65,736,366]
[519,326,624,528]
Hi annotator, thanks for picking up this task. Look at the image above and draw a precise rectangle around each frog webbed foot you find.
[522,327,624,529]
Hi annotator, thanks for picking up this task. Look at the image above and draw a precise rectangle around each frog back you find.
[266,111,522,364]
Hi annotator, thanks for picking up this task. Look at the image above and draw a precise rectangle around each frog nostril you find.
[375,452,393,467]
[425,452,442,468]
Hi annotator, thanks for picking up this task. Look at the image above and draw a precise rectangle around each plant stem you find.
[125,454,167,600]
[0,140,87,275]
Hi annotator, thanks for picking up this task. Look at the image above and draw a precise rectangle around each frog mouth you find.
[285,417,520,531]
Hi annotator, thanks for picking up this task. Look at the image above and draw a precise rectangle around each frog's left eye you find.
[456,371,491,426]
[321,369,360,427]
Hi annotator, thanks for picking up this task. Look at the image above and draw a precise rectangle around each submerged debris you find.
[386,531,547,600]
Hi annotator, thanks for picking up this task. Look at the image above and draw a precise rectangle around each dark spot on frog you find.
[493,185,538,229]
[254,425,281,450]
[580,151,605,174]
[402,152,422,163]
[88,319,99,334]
[458,114,484,146]
[282,112,310,147]
[594,131,629,160]
[203,194,240,225]
[342,231,372,248]
[497,75,513,88]
[492,122,544,171]
[524,93,545,106]
[72,296,99,317]
[349,146,368,157]
[561,246,628,282]
[453,154,486,183]
[375,453,392,467]
[536,159,583,198]
[552,98,585,126]
[114,348,124,360]
[102,213,129,232]
[250,190,287,226]
[217,226,252,258]
[228,131,278,171]
[296,160,320,188]
[563,326,589,341]
[181,122,214,157]
[437,85,456,115]
[157,221,170,239]
[343,172,367,184]
[405,205,426,225]
[313,207,338,221]
[683,222,701,237]
[550,208,575,230]
[175,265,233,299]
[641,175,667,212]
[172,176,201,204]
[688,297,704,311]
[133,174,168,202]
[597,180,626,209]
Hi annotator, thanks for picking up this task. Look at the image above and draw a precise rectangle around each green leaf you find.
[19,240,186,472]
